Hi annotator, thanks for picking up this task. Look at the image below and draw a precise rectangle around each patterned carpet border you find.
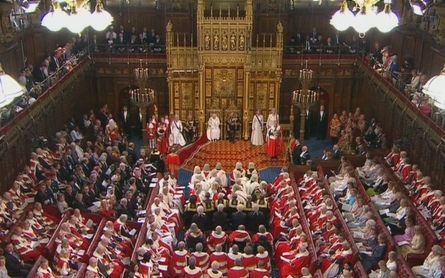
[182,140,288,172]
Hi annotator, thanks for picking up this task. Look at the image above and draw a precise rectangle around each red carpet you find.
[181,140,288,171]
[177,135,208,163]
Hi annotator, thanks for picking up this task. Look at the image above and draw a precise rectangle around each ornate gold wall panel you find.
[166,0,283,139]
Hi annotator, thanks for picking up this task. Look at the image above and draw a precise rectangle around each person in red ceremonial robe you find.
[226,244,242,270]
[192,243,210,272]
[166,148,181,178]
[131,264,144,278]
[184,257,203,278]
[319,242,353,276]
[228,225,251,252]
[271,205,299,239]
[206,226,228,252]
[37,258,57,278]
[279,243,311,278]
[139,252,158,278]
[250,260,270,278]
[171,241,190,278]
[227,258,249,278]
[10,226,42,261]
[266,124,283,159]
[416,182,435,207]
[385,145,401,167]
[426,190,443,213]
[85,257,101,278]
[255,245,271,272]
[93,245,123,278]
[210,244,228,274]
[55,249,76,276]
[157,119,169,154]
[205,261,223,278]
[146,118,157,149]
[319,232,347,255]
[241,246,257,271]
[396,157,412,181]
[275,226,306,266]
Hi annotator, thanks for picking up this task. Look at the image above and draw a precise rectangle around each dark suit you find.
[292,144,302,165]
[333,149,341,160]
[246,211,266,232]
[72,199,91,213]
[48,56,60,73]
[5,251,32,277]
[192,213,211,231]
[116,204,136,220]
[35,190,52,205]
[127,148,138,166]
[361,244,387,272]
[212,211,229,230]
[32,67,47,83]
[231,211,247,230]
[316,110,328,140]
[300,151,310,165]
[120,110,131,137]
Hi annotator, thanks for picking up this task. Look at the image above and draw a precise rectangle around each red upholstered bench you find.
[74,263,87,278]
[25,255,44,278]
[44,212,72,264]
[396,254,416,278]
[84,218,108,261]
[353,261,367,277]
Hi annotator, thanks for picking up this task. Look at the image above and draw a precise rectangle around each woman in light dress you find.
[266,108,279,129]
[207,113,221,141]
[251,109,264,146]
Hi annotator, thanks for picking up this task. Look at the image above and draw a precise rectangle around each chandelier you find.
[423,64,445,110]
[130,60,155,146]
[291,61,319,142]
[0,64,25,108]
[330,0,398,34]
[41,0,113,33]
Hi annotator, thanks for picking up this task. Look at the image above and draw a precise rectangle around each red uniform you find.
[227,266,249,278]
[209,252,228,274]
[250,268,270,278]
[279,250,310,278]
[171,249,190,278]
[184,266,203,278]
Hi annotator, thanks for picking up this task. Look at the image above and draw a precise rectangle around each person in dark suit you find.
[231,204,247,230]
[35,183,53,205]
[4,242,33,277]
[32,62,48,83]
[246,204,267,232]
[292,139,302,165]
[300,145,310,165]
[316,105,328,140]
[120,105,131,138]
[192,206,211,231]
[332,144,341,160]
[116,198,136,220]
[48,49,62,74]
[72,193,92,213]
[212,203,229,230]
[81,185,94,207]
[127,142,138,166]
[361,234,388,272]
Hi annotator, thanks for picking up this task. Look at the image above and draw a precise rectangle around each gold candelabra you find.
[130,59,155,146]
[290,61,319,143]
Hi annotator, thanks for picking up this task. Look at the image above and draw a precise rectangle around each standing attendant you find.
[207,113,221,141]
[266,108,279,130]
[251,110,264,146]
[291,138,302,165]
[266,124,283,159]
[183,114,197,144]
[120,105,131,139]
[169,114,186,147]
[146,116,157,149]
[226,112,239,143]
[317,105,328,140]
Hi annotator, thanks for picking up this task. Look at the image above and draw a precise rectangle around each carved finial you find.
[277,21,283,33]
[166,20,173,32]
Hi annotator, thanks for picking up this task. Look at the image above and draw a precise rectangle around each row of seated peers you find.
[127,166,326,277]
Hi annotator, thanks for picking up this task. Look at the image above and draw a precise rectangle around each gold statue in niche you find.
[204,33,210,50]
[239,34,245,51]
[222,33,228,51]
[213,34,219,50]
[230,33,236,51]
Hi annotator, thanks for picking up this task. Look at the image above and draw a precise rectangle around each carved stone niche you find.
[0,2,16,44]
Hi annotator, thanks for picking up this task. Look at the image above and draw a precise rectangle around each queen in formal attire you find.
[251,110,264,146]
[207,113,221,141]
[266,108,279,129]
[169,114,186,146]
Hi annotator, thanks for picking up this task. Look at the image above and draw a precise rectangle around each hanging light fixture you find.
[330,1,355,31]
[0,64,24,108]
[41,2,69,32]
[90,1,114,31]
[65,3,91,34]
[423,64,445,110]
[331,0,399,34]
